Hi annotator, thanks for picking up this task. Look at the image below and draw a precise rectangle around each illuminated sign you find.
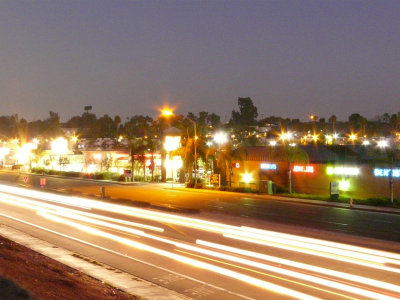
[374,168,400,178]
[260,163,277,170]
[232,162,240,168]
[292,165,314,173]
[326,166,360,176]
[164,136,181,151]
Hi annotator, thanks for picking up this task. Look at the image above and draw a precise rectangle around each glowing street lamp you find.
[349,134,357,142]
[213,131,228,146]
[160,108,174,118]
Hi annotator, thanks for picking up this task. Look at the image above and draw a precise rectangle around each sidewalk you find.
[167,185,400,215]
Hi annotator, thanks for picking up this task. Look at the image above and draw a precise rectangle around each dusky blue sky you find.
[0,1,399,122]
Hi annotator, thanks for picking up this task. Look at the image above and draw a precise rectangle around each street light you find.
[160,108,174,118]
[185,117,198,184]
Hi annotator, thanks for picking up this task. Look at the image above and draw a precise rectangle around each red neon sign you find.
[232,162,240,168]
[292,165,314,173]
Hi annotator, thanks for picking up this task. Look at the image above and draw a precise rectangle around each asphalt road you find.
[1,182,400,299]
[1,171,399,243]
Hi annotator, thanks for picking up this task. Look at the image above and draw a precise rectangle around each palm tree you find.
[128,138,147,181]
[174,136,197,183]
[215,145,247,187]
[262,145,309,193]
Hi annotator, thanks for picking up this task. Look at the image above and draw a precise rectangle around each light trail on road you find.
[38,211,319,300]
[34,208,400,298]
[1,183,400,299]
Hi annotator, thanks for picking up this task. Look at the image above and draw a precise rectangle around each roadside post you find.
[40,177,46,189]
[100,186,105,199]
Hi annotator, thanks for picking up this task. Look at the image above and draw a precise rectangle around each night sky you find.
[0,1,399,122]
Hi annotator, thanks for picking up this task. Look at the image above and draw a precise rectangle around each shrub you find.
[112,174,125,182]
[194,183,203,189]
[48,170,62,176]
[65,171,81,177]
[186,181,194,188]
[31,167,48,174]
[93,173,104,180]
[275,185,288,194]
[134,175,144,182]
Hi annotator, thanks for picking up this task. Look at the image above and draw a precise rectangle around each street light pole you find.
[186,117,197,184]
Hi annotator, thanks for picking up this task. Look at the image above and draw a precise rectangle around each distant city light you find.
[280,131,293,141]
[349,134,357,141]
[326,166,360,176]
[362,140,370,146]
[325,135,333,145]
[269,140,277,146]
[377,140,388,148]
[260,163,277,170]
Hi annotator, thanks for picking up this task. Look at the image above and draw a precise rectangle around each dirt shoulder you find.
[0,234,137,300]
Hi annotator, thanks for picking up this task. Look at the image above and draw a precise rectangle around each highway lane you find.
[1,183,400,299]
[1,170,400,242]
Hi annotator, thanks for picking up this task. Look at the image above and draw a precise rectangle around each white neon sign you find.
[260,163,277,170]
[374,168,400,178]
[327,167,360,176]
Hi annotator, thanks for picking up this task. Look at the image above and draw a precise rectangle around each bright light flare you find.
[160,107,174,118]
[164,136,181,151]
[377,140,389,148]
[242,172,253,183]
[51,137,68,155]
[349,134,357,141]
[213,132,228,145]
